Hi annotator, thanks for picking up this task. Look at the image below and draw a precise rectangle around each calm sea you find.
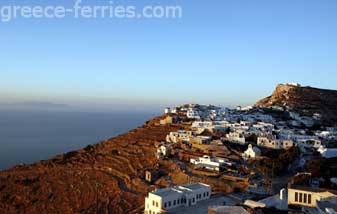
[0,110,156,170]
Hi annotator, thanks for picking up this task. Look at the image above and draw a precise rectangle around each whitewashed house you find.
[166,130,193,143]
[191,121,214,134]
[253,122,274,132]
[186,109,201,120]
[164,107,171,114]
[190,155,231,171]
[191,121,213,128]
[317,146,337,158]
[226,131,247,145]
[189,135,212,145]
[288,186,337,208]
[296,139,322,150]
[257,137,293,150]
[242,144,261,160]
[144,183,211,214]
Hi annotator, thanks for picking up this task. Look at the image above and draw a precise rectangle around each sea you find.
[0,109,157,170]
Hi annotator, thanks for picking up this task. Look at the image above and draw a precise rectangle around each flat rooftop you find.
[151,183,210,197]
[151,188,182,197]
[290,185,337,194]
[179,183,210,191]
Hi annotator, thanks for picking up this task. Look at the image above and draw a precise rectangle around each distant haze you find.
[1,0,337,111]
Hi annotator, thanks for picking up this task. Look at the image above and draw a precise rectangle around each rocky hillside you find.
[255,83,337,124]
[0,116,241,214]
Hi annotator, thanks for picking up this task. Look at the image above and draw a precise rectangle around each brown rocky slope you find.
[255,83,337,124]
[0,116,239,214]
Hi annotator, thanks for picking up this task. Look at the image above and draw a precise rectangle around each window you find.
[181,198,184,204]
[308,194,312,204]
[303,194,307,203]
[173,200,176,206]
[153,201,155,206]
[149,211,152,214]
[299,193,303,203]
[156,202,158,207]
[203,193,206,197]
[168,201,171,207]
[295,192,298,202]
[177,200,180,205]
[192,198,195,203]
[164,202,167,208]
[206,192,209,196]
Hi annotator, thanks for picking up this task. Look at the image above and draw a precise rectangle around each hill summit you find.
[255,83,337,124]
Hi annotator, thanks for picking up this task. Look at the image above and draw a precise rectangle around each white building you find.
[244,188,288,210]
[288,186,337,208]
[252,122,274,132]
[191,121,214,134]
[164,107,171,114]
[191,121,213,128]
[242,144,261,160]
[190,155,230,171]
[257,137,293,150]
[286,82,301,87]
[246,186,337,212]
[317,146,337,158]
[186,109,201,120]
[296,139,322,150]
[189,135,212,145]
[166,130,193,143]
[144,183,211,214]
[226,131,247,145]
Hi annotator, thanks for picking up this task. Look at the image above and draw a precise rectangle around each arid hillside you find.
[255,83,337,124]
[0,116,241,214]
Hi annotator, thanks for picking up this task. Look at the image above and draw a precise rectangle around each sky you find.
[0,0,337,112]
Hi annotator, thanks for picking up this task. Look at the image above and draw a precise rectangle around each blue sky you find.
[0,0,337,112]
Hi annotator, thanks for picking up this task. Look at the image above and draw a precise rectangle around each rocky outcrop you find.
[255,83,337,124]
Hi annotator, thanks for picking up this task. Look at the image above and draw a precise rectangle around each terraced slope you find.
[0,116,240,214]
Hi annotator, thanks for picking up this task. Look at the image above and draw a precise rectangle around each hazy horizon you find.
[1,0,337,111]
[1,82,337,113]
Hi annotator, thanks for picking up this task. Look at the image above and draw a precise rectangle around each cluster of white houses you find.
[162,104,337,159]
[144,183,211,214]
[146,103,337,214]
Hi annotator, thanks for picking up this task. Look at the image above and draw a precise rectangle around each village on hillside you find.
[144,102,337,214]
